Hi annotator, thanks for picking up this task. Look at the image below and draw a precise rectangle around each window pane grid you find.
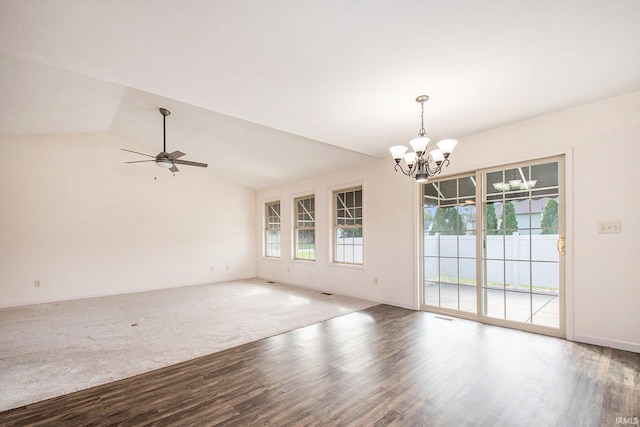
[423,176,477,314]
[482,162,560,328]
[334,188,363,264]
[265,202,281,257]
[295,196,315,260]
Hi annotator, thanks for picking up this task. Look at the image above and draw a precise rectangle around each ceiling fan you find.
[121,108,208,173]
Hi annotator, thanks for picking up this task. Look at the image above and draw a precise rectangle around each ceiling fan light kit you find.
[121,108,208,173]
[390,95,458,183]
[156,158,174,169]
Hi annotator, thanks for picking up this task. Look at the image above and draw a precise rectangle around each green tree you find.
[339,228,362,238]
[486,204,498,235]
[432,206,465,235]
[499,201,518,233]
[541,199,559,234]
[423,207,434,232]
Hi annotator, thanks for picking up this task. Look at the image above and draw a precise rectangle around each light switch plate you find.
[598,221,622,234]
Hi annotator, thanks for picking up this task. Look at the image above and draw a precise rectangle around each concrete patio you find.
[424,282,559,328]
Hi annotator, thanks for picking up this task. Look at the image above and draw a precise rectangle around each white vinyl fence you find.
[424,233,559,291]
[335,237,363,264]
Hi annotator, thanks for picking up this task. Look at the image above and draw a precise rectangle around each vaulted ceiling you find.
[1,1,639,189]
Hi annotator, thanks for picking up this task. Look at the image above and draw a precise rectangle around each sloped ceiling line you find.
[1,1,639,189]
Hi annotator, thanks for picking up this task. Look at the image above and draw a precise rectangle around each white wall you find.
[2,91,637,352]
[256,160,418,309]
[455,90,640,352]
[0,133,256,307]
[256,90,640,352]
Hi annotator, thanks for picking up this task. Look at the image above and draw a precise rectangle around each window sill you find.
[329,262,365,270]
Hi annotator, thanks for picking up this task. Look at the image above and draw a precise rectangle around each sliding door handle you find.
[557,235,565,255]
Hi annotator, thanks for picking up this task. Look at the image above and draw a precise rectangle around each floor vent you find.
[434,316,454,322]
[267,281,275,283]
[321,292,333,296]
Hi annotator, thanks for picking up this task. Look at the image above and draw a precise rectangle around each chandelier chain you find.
[419,101,426,136]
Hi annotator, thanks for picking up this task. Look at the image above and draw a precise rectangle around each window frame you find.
[294,195,316,261]
[332,186,364,265]
[419,155,566,339]
[265,200,281,258]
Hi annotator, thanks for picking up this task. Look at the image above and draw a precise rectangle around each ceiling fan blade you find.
[169,150,186,159]
[170,164,180,173]
[173,159,208,168]
[121,148,156,158]
[125,160,156,164]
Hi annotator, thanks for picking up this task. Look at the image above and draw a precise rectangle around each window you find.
[334,187,363,264]
[295,196,315,260]
[265,201,281,257]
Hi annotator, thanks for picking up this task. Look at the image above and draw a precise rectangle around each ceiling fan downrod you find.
[159,108,170,153]
[121,106,208,173]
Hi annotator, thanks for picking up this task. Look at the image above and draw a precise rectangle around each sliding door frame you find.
[419,154,567,339]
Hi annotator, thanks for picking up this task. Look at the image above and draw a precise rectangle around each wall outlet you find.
[34,280,40,288]
[210,266,215,272]
[598,221,622,234]
[373,277,378,285]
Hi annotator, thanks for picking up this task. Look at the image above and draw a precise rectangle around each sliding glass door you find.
[482,161,562,329]
[423,175,477,314]
[421,157,564,336]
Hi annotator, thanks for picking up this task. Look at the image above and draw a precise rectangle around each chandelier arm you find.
[438,158,451,172]
[424,157,448,176]
[394,163,416,177]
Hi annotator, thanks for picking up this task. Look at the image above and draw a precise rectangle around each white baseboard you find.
[0,276,256,309]
[366,296,415,310]
[572,334,640,353]
[260,277,416,311]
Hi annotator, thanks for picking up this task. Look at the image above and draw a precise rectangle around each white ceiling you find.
[1,0,639,188]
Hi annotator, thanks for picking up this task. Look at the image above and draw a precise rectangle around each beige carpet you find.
[0,279,376,412]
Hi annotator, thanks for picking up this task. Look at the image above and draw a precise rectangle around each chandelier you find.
[389,95,458,183]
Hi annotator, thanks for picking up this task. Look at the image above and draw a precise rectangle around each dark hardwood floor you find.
[1,304,638,426]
